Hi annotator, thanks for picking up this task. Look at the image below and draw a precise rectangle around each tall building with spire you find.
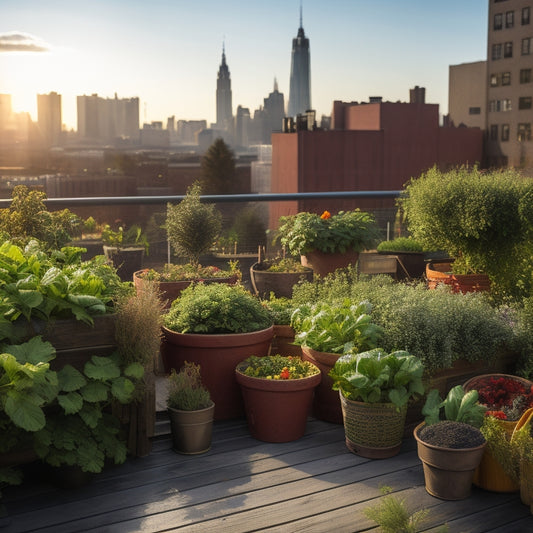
[287,8,311,117]
[216,44,233,132]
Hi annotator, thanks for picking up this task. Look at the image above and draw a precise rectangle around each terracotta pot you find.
[271,325,302,357]
[235,366,321,442]
[250,262,313,299]
[414,422,487,500]
[168,402,215,455]
[301,249,359,277]
[301,346,343,424]
[340,393,407,459]
[133,269,238,309]
[161,326,274,420]
[425,261,490,294]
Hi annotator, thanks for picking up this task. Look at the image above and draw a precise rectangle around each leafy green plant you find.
[262,257,310,273]
[277,209,382,256]
[166,182,222,265]
[376,237,425,253]
[237,354,319,380]
[0,185,81,250]
[261,295,297,325]
[164,283,272,334]
[102,223,149,254]
[422,386,486,428]
[291,299,383,354]
[400,166,533,300]
[329,348,425,409]
[167,362,212,411]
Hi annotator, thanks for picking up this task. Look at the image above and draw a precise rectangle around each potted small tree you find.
[414,386,487,500]
[162,283,273,420]
[276,209,382,277]
[291,299,383,423]
[329,348,425,458]
[235,354,320,442]
[167,362,214,455]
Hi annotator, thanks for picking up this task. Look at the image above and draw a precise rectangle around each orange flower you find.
[280,367,290,379]
[320,210,331,220]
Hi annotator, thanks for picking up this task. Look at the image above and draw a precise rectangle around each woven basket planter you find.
[340,392,407,459]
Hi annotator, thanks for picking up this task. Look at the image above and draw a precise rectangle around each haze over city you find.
[1,0,487,131]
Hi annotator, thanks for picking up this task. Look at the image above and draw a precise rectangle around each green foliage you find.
[0,241,121,336]
[422,386,486,428]
[329,348,425,409]
[277,209,383,256]
[364,492,433,533]
[400,166,533,300]
[225,206,267,253]
[166,182,222,265]
[291,299,383,354]
[200,138,237,194]
[293,273,516,373]
[139,262,237,282]
[376,237,425,253]
[167,362,211,411]
[164,282,272,334]
[237,354,319,379]
[263,257,310,273]
[514,296,533,379]
[261,295,297,325]
[0,185,81,250]
[101,223,149,254]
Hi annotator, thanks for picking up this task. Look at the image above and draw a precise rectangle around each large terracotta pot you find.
[340,393,407,459]
[301,249,359,277]
[301,346,343,424]
[250,262,313,299]
[414,422,487,500]
[168,402,215,455]
[161,326,274,420]
[235,365,321,442]
[426,261,490,293]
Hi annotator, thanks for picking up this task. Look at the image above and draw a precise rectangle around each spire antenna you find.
[300,1,303,28]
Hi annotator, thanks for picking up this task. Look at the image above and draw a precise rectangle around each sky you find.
[0,0,488,131]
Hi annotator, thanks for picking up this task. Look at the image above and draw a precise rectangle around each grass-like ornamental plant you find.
[291,299,383,354]
[164,282,272,334]
[277,209,382,256]
[376,236,425,253]
[167,362,212,411]
[139,262,238,282]
[329,348,425,409]
[166,182,222,266]
[237,355,319,380]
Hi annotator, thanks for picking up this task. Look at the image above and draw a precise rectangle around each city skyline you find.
[1,0,487,131]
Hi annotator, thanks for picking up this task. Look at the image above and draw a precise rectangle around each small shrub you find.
[167,362,211,411]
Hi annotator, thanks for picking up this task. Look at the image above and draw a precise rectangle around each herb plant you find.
[376,237,425,253]
[102,223,149,254]
[329,348,425,409]
[237,354,319,380]
[291,299,383,354]
[167,362,212,411]
[164,283,272,334]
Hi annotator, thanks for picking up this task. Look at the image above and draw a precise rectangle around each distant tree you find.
[201,138,236,194]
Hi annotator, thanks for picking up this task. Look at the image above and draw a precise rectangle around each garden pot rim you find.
[250,261,313,274]
[235,367,321,391]
[413,421,487,453]
[134,268,238,284]
[167,401,215,415]
[340,391,407,411]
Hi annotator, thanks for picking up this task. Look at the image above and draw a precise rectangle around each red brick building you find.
[270,92,483,229]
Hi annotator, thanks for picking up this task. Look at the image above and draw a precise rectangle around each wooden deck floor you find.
[1,417,532,533]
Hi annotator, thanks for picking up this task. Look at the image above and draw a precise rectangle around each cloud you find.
[0,31,50,52]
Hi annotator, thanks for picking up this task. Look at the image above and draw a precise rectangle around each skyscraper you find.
[216,45,233,132]
[37,91,62,146]
[287,9,311,118]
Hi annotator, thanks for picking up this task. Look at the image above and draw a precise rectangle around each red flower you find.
[280,367,290,379]
[486,410,507,420]
[320,210,331,220]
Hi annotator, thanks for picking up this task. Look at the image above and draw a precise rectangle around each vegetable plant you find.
[291,299,383,354]
[422,386,486,428]
[329,348,425,409]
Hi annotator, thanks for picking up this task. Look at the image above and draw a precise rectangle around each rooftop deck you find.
[2,414,531,533]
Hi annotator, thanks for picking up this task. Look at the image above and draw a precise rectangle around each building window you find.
[469,107,481,115]
[490,125,499,141]
[504,41,513,57]
[494,13,503,29]
[522,37,532,55]
[523,7,530,25]
[518,123,531,141]
[502,72,511,85]
[521,69,532,83]
[492,43,502,59]
[490,73,500,86]
[506,11,514,28]
[502,98,512,111]
[502,124,510,141]
[519,96,532,109]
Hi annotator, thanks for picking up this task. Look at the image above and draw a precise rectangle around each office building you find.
[37,91,62,147]
[287,10,311,117]
[216,45,233,133]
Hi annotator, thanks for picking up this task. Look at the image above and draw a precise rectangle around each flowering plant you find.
[236,355,319,380]
[467,374,533,421]
[276,209,382,256]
